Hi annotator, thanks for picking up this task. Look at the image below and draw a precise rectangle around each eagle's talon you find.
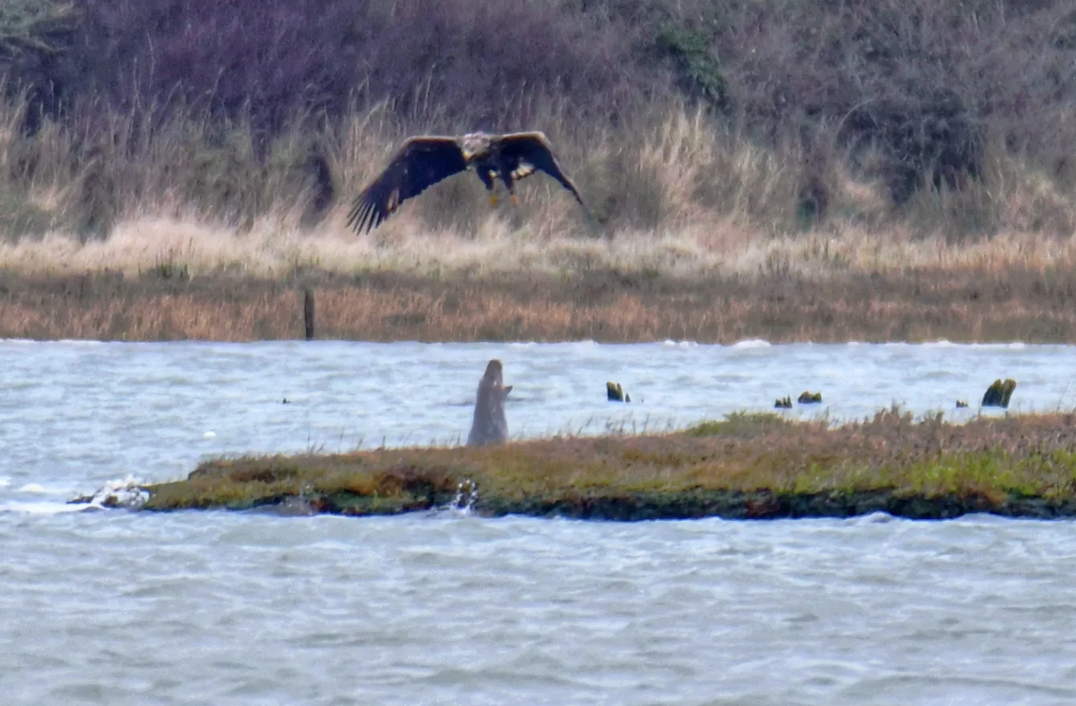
[510,194,520,207]
[489,194,499,207]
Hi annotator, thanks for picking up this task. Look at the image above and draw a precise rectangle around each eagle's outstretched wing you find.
[496,132,589,211]
[347,136,467,233]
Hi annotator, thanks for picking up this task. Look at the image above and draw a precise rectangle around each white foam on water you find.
[0,500,95,515]
[731,338,771,349]
[966,341,1033,350]
[846,511,900,525]
[18,483,70,495]
[72,476,150,510]
[0,477,10,488]
[0,477,153,516]
[450,478,479,515]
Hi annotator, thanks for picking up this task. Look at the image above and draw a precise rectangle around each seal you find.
[467,359,512,447]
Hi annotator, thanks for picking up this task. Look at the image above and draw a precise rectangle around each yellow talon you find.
[489,194,499,207]
[510,194,520,207]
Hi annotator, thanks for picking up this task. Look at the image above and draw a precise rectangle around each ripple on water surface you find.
[1,512,1076,704]
[0,340,1074,491]
[2,342,1076,704]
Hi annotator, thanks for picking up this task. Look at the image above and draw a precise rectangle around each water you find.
[3,340,1076,704]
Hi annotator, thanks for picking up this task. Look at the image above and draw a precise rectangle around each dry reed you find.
[0,98,1074,278]
[0,94,1075,342]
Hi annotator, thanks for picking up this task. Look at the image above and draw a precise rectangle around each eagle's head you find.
[460,132,492,162]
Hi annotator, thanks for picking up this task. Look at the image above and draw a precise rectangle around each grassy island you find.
[144,410,1076,521]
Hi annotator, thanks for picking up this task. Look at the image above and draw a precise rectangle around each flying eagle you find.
[346,131,589,233]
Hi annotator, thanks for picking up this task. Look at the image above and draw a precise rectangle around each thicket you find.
[0,0,1074,240]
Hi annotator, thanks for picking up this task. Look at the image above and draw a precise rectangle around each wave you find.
[0,500,95,515]
[17,483,71,495]
[0,338,108,346]
[731,339,771,349]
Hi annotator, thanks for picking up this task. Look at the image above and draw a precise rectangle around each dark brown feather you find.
[347,137,467,233]
[495,132,589,210]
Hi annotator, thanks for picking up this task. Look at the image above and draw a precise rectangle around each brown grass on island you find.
[3,1,1076,342]
[142,409,1076,521]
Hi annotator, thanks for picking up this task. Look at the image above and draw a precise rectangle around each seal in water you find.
[467,359,512,447]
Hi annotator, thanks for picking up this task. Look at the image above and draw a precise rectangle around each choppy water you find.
[3,340,1076,704]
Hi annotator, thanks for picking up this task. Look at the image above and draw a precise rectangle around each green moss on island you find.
[144,409,1076,521]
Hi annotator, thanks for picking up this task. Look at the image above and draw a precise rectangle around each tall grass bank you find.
[1,1,1075,341]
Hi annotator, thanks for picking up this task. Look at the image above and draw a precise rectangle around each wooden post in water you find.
[303,287,315,340]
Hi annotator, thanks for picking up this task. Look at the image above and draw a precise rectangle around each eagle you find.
[346,131,589,233]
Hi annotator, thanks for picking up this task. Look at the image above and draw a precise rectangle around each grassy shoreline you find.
[3,263,1076,343]
[138,411,1076,521]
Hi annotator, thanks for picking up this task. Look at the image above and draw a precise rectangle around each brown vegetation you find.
[0,0,1074,236]
[144,410,1076,520]
[1,2,1075,342]
[4,264,1076,342]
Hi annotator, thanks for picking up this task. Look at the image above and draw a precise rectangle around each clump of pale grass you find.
[6,210,1076,281]
[1,95,1076,280]
[0,213,734,278]
[901,137,1076,242]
